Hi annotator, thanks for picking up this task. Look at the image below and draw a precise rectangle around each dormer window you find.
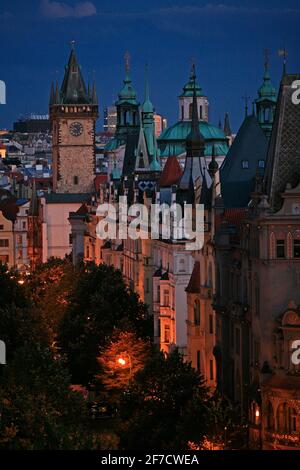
[242,160,249,169]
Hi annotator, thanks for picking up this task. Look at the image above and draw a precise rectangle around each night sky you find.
[0,0,300,132]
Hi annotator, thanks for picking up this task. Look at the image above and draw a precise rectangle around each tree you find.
[58,263,152,384]
[97,331,150,394]
[117,349,210,450]
[0,344,95,449]
[27,257,77,343]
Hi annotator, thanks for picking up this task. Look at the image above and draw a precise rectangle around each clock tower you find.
[50,45,98,193]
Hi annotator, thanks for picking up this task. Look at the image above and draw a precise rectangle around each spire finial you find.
[242,93,251,117]
[70,39,76,50]
[278,47,288,75]
[125,51,130,74]
[264,48,269,72]
[145,62,150,101]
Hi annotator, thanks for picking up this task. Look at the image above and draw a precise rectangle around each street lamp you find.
[116,352,132,385]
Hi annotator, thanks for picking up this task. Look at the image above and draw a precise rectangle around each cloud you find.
[40,0,97,19]
[0,11,14,19]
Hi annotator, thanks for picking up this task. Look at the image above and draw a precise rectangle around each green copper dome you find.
[257,67,277,103]
[180,64,203,98]
[116,74,137,105]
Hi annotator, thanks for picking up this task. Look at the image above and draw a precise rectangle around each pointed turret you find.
[91,80,98,104]
[54,81,60,104]
[142,64,154,114]
[49,82,55,106]
[255,51,277,139]
[60,46,89,104]
[29,180,39,216]
[179,84,205,191]
[223,112,232,137]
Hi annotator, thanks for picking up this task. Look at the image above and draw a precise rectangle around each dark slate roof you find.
[220,114,268,208]
[60,49,89,105]
[44,193,91,204]
[186,261,200,293]
[264,74,300,211]
[122,132,139,177]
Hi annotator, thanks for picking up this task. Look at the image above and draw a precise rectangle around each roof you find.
[220,114,268,208]
[59,49,90,105]
[94,174,107,192]
[44,193,91,204]
[186,261,200,293]
[262,374,300,393]
[179,64,203,98]
[159,155,183,187]
[215,208,247,232]
[159,120,227,142]
[264,74,300,211]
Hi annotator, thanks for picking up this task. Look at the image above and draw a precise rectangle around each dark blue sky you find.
[0,0,300,132]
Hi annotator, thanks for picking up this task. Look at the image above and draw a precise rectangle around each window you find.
[196,351,201,372]
[181,105,184,120]
[209,360,214,380]
[276,239,285,258]
[22,221,26,229]
[0,225,3,230]
[209,314,214,334]
[0,239,9,247]
[164,325,170,343]
[293,240,300,258]
[189,103,193,119]
[157,285,160,302]
[266,401,275,431]
[74,176,79,185]
[199,105,203,120]
[235,328,240,355]
[17,235,22,245]
[288,407,297,433]
[86,245,90,259]
[163,289,170,307]
[242,160,249,169]
[258,160,265,169]
[194,300,200,326]
[69,234,73,245]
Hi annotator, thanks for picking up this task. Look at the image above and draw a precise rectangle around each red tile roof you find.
[94,174,108,192]
[159,155,183,188]
[215,208,247,231]
[186,261,200,293]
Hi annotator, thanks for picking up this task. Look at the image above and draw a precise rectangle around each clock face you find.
[69,122,83,137]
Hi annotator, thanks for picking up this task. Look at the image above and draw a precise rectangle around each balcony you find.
[264,430,300,449]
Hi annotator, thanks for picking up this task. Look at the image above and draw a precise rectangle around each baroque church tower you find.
[50,45,98,193]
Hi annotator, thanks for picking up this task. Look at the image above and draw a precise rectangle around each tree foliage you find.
[59,263,152,384]
[117,349,210,450]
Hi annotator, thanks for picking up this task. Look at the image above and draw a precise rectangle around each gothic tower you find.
[50,45,98,193]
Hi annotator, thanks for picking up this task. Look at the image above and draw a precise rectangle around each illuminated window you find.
[258,160,265,169]
[242,160,249,169]
[0,239,9,247]
[164,325,170,343]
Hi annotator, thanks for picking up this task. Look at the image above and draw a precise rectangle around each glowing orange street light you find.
[117,357,126,366]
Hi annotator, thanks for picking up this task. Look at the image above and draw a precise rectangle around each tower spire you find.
[242,93,251,118]
[278,47,288,76]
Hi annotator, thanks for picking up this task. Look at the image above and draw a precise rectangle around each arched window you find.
[181,105,184,121]
[277,403,287,433]
[288,407,297,433]
[266,401,275,431]
[199,105,203,120]
[194,300,200,326]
